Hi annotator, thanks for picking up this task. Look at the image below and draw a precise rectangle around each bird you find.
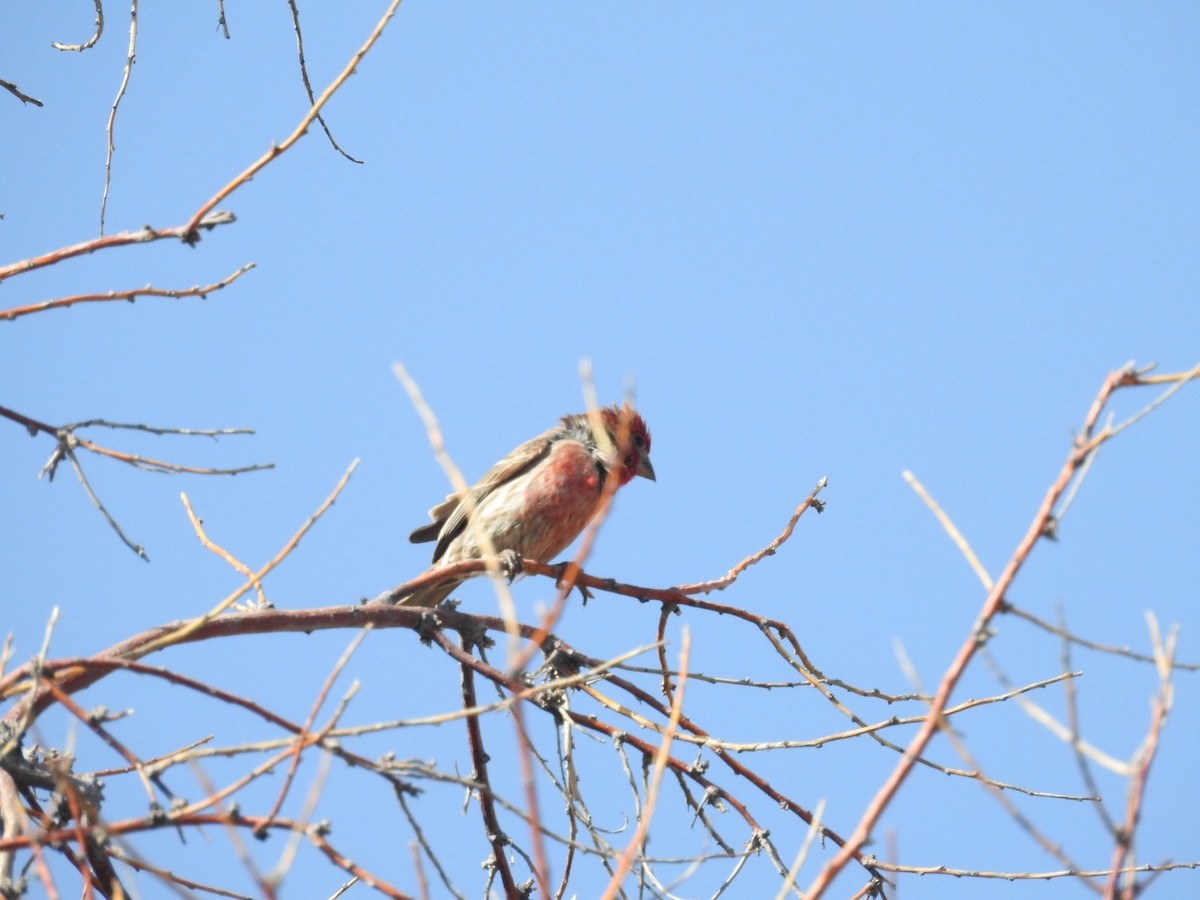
[398,404,655,608]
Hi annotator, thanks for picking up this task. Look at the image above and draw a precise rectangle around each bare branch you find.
[285,0,362,163]
[64,443,148,560]
[0,263,255,321]
[0,210,236,284]
[676,476,827,595]
[51,0,104,51]
[183,0,403,241]
[805,361,1198,897]
[0,79,43,107]
[100,0,139,235]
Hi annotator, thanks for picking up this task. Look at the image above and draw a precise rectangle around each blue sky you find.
[3,4,1198,897]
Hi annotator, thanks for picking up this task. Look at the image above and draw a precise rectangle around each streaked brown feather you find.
[408,427,559,563]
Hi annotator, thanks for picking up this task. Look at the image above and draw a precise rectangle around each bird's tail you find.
[391,571,462,608]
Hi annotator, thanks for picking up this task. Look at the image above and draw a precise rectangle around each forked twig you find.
[1106,614,1176,900]
[0,211,236,284]
[134,459,359,656]
[183,0,404,241]
[0,405,272,557]
[182,492,269,608]
[601,628,690,899]
[805,362,1197,897]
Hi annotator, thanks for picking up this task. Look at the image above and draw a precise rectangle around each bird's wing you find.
[409,428,558,563]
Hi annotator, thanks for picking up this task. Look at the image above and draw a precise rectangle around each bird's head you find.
[595,405,655,486]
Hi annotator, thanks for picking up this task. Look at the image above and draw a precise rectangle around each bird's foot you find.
[497,548,523,583]
[552,561,595,603]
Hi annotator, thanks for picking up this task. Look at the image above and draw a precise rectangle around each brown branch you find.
[105,845,252,899]
[803,362,1178,897]
[0,211,235,284]
[256,627,373,835]
[36,678,161,809]
[183,0,403,241]
[0,405,271,558]
[4,598,845,885]
[426,618,880,884]
[72,434,272,476]
[676,477,827,594]
[0,263,255,321]
[873,859,1200,881]
[0,79,43,107]
[0,813,412,899]
[1107,615,1176,900]
[1057,609,1118,839]
[601,628,690,898]
[182,492,270,609]
[133,458,357,656]
[509,700,551,895]
[451,634,522,897]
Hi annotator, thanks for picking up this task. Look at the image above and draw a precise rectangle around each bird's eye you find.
[633,434,645,449]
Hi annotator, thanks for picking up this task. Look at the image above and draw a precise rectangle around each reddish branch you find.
[0,212,235,284]
[0,813,412,899]
[0,575,880,885]
[804,364,1151,897]
[452,637,524,897]
[0,263,254,321]
[182,0,403,241]
[3,364,1193,895]
[1106,631,1174,900]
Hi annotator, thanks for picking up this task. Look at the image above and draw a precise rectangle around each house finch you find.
[398,405,654,608]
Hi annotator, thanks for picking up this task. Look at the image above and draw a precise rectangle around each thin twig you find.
[182,492,270,608]
[902,470,991,589]
[134,459,359,656]
[1003,602,1200,671]
[453,635,521,897]
[775,800,827,900]
[804,362,1189,897]
[0,211,236,284]
[601,628,690,899]
[257,628,372,835]
[1056,605,1116,836]
[285,0,362,163]
[100,0,138,234]
[0,79,43,107]
[1107,614,1176,900]
[392,361,522,634]
[51,0,104,51]
[676,477,827,594]
[68,420,255,437]
[183,0,403,241]
[0,263,255,321]
[64,444,148,560]
[0,404,270,557]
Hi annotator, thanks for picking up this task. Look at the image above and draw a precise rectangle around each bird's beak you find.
[636,455,656,482]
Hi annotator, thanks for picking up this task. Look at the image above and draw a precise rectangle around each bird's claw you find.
[498,549,523,583]
[552,561,594,603]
